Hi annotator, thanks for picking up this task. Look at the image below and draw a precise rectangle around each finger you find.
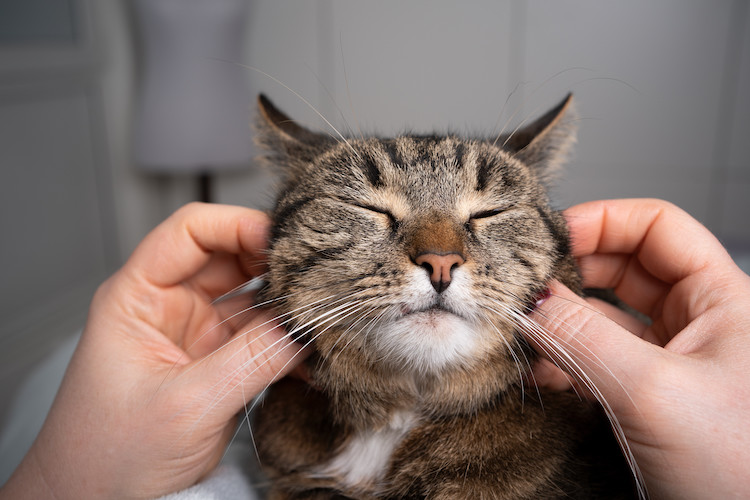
[586,297,650,337]
[578,253,670,318]
[127,203,271,288]
[178,312,309,419]
[565,199,735,285]
[189,251,258,300]
[529,357,576,391]
[528,296,648,390]
[526,280,660,411]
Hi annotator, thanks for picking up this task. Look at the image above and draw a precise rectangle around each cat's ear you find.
[255,94,334,171]
[500,94,577,181]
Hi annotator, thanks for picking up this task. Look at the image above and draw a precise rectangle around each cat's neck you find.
[310,346,524,430]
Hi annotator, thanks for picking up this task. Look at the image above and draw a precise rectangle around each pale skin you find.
[1,199,749,499]
[0,203,307,499]
[530,198,750,500]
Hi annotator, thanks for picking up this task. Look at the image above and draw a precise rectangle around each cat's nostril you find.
[415,253,465,293]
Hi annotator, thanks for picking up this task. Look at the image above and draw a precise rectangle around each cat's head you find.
[257,95,581,376]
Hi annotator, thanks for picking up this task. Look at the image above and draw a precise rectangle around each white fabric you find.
[0,331,262,499]
[157,463,258,500]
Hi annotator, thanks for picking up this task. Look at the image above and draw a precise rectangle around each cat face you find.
[259,95,580,375]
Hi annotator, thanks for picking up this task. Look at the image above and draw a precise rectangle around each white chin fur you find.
[372,310,479,373]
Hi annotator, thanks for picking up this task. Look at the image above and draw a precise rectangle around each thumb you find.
[526,280,655,412]
[179,313,309,420]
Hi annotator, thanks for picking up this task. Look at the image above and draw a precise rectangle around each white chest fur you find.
[312,410,418,490]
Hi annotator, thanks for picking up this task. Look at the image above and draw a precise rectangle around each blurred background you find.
[1,0,748,483]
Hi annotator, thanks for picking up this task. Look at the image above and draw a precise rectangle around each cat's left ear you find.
[499,94,577,181]
[255,94,335,173]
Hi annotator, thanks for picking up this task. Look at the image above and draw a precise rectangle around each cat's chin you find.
[371,309,481,373]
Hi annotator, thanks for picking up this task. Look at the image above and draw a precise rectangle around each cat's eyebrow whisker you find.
[304,61,359,143]
[339,33,364,141]
[488,80,526,146]
[225,61,361,160]
[493,66,591,148]
[500,101,548,151]
[570,76,642,96]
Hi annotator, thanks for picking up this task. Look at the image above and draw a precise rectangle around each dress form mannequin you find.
[132,0,253,201]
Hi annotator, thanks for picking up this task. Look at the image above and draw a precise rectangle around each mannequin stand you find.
[198,172,213,203]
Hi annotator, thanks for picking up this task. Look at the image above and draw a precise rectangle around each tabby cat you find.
[251,94,638,499]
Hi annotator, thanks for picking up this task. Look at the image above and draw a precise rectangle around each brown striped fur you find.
[253,95,636,499]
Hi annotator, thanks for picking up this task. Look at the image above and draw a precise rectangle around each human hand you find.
[1,203,306,499]
[527,199,750,499]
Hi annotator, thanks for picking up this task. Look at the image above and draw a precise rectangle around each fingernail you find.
[527,288,551,313]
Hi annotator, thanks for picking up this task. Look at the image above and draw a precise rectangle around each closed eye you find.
[355,203,390,216]
[470,208,507,220]
[353,203,400,230]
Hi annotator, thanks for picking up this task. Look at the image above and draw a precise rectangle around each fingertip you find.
[526,279,655,405]
[238,211,271,255]
[127,204,273,288]
[238,212,272,276]
[529,358,575,392]
[528,280,586,327]
[529,279,623,351]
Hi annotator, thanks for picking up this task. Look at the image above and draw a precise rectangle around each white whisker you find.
[511,304,647,500]
[221,60,362,160]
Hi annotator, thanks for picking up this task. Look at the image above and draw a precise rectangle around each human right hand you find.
[528,198,750,500]
[1,203,306,499]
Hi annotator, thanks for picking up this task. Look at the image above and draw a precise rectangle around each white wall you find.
[94,0,749,256]
[0,0,119,417]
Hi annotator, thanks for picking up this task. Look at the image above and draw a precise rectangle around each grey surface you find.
[239,0,748,243]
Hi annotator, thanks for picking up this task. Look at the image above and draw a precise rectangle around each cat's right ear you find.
[499,94,577,184]
[255,94,334,173]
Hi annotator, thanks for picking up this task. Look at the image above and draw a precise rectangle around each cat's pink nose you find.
[415,253,465,293]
